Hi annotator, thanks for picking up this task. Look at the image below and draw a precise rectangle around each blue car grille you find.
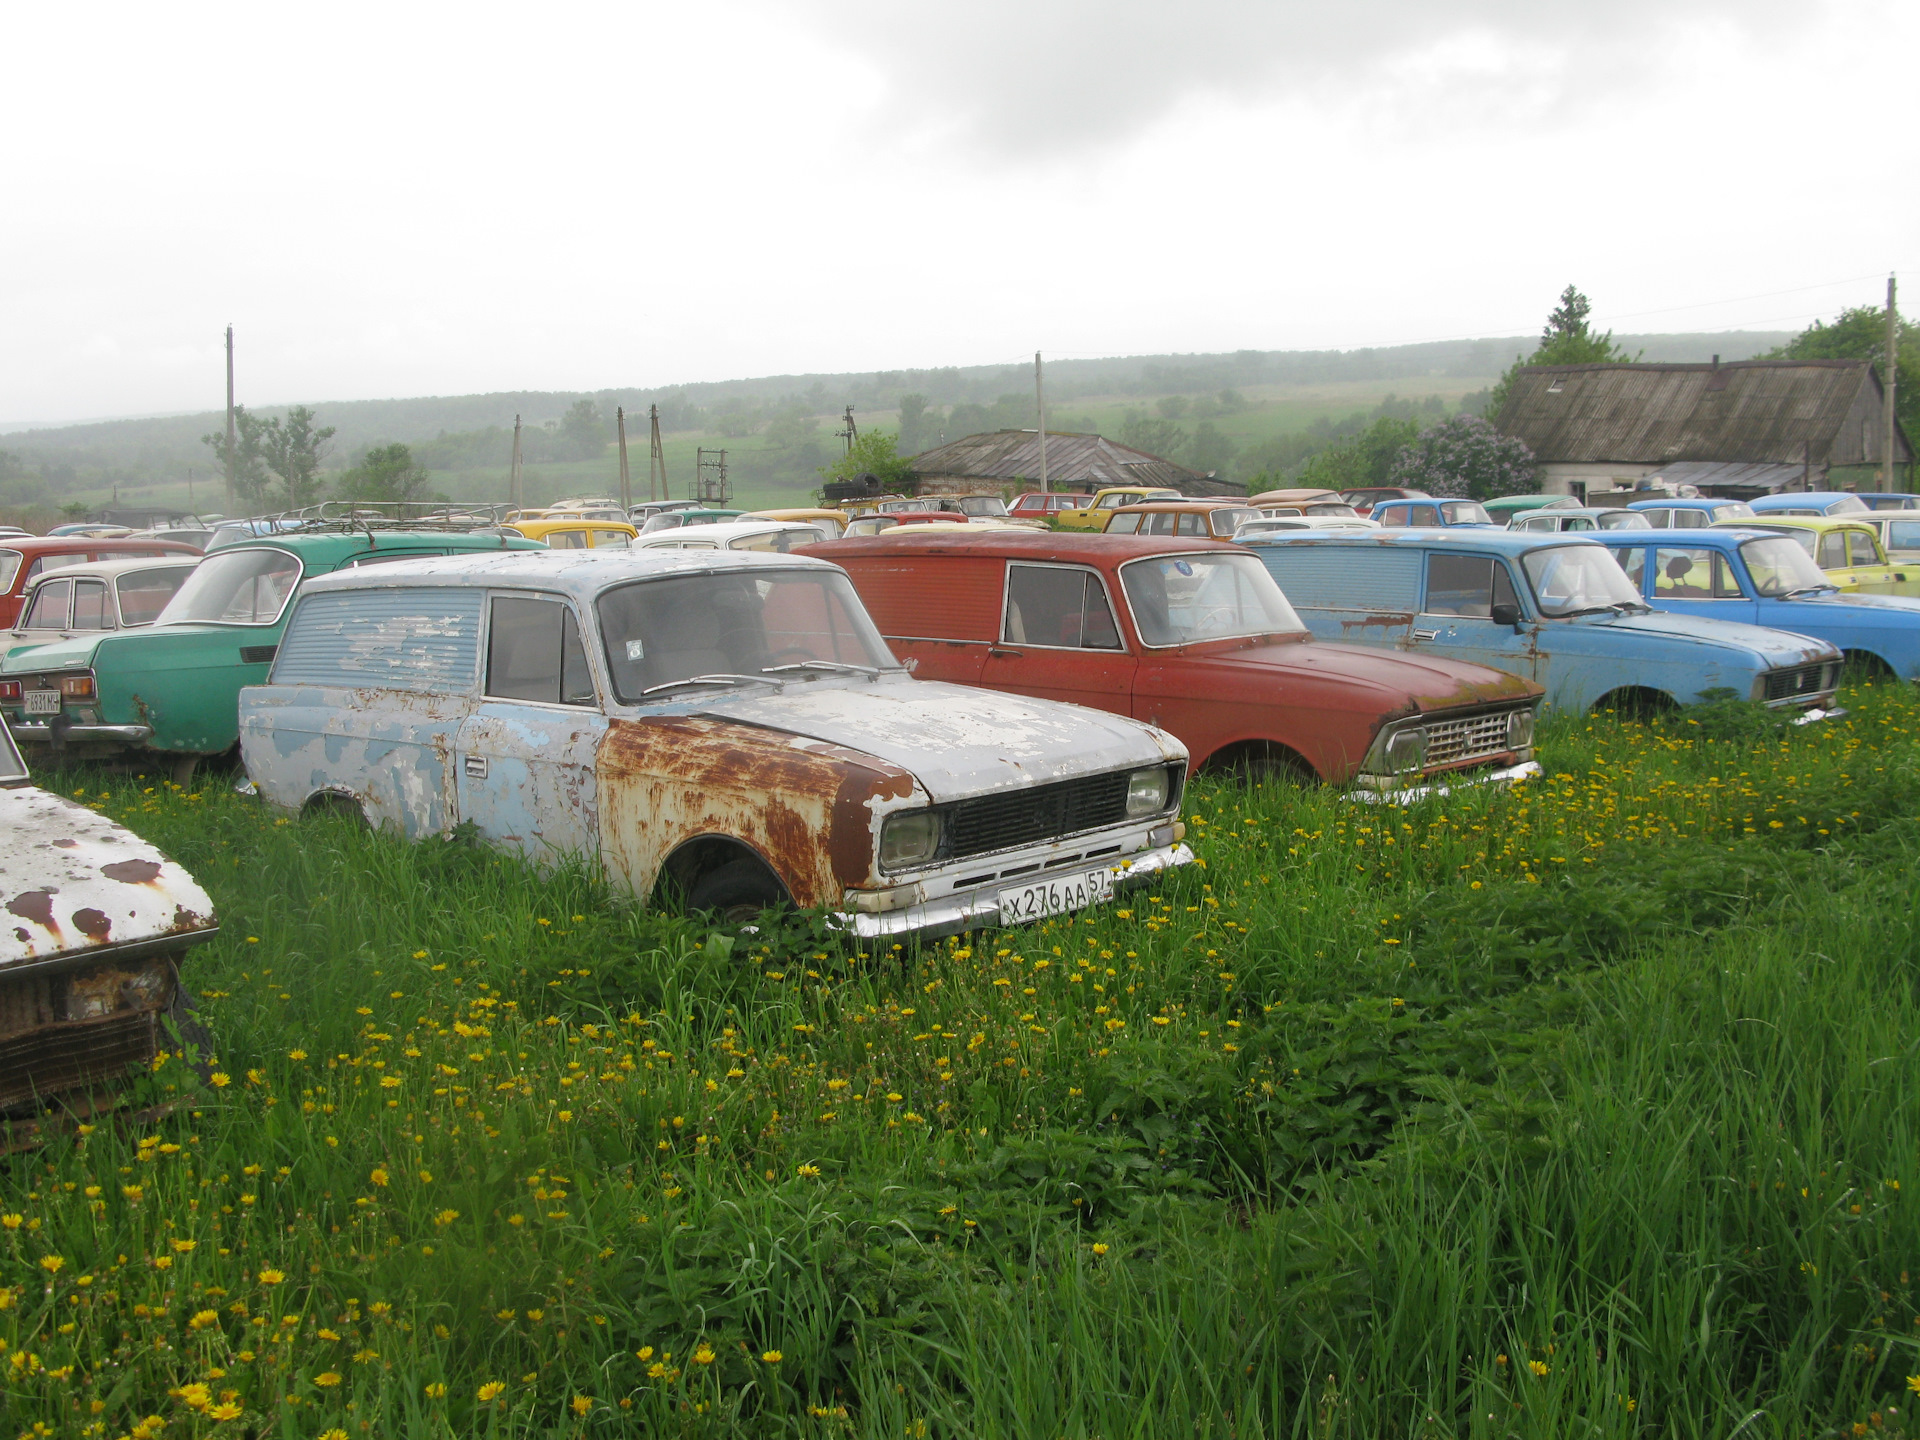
[1763,662,1837,702]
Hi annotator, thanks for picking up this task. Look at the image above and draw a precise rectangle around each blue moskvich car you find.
[1243,531,1844,716]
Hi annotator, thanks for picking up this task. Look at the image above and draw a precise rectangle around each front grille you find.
[0,962,172,1116]
[946,771,1134,860]
[1422,710,1514,768]
[1763,662,1835,702]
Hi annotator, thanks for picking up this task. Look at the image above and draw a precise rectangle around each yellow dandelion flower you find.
[693,1344,716,1365]
[477,1380,505,1401]
[208,1072,232,1088]
[1091,1243,1109,1256]
[257,1269,285,1285]
[39,1255,64,1273]
[425,1381,447,1398]
[1529,1360,1550,1376]
[288,1049,307,1061]
[314,1371,343,1387]
[171,1238,196,1253]
[209,1401,243,1421]
[571,1396,593,1417]
[189,1309,219,1330]
[172,1382,212,1410]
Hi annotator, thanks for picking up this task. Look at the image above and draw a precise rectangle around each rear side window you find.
[548,530,590,550]
[486,596,595,705]
[1817,532,1848,569]
[1105,512,1142,534]
[1424,555,1518,617]
[1846,530,1880,567]
[591,530,631,549]
[26,554,85,581]
[70,580,111,630]
[21,579,71,630]
[1003,565,1122,650]
[0,551,20,591]
[1652,547,1744,599]
[1175,514,1207,536]
[1887,521,1920,550]
[117,568,189,625]
[273,587,484,694]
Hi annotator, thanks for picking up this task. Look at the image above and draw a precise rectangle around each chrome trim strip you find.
[1345,760,1542,805]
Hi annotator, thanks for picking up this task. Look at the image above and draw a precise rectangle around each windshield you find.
[1522,544,1646,616]
[958,497,1007,517]
[1441,501,1492,524]
[1710,503,1755,522]
[1304,503,1360,517]
[1824,496,1868,515]
[1741,537,1832,597]
[1119,552,1304,647]
[1597,511,1650,529]
[154,547,302,625]
[595,569,898,701]
[1755,526,1818,557]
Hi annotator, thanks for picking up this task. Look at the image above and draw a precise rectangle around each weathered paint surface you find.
[0,780,218,1117]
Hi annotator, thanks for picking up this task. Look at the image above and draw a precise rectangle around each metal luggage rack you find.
[248,501,509,535]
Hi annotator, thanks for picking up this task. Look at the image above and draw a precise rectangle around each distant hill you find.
[0,331,1793,496]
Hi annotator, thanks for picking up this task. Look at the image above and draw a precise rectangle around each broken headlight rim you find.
[1382,725,1427,773]
[879,810,942,872]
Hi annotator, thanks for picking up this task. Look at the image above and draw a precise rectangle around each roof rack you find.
[243,501,509,535]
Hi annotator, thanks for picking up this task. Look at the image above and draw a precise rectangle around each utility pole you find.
[509,415,523,509]
[838,405,859,454]
[1034,351,1049,494]
[223,325,236,515]
[648,405,668,500]
[616,407,631,511]
[1886,274,1900,493]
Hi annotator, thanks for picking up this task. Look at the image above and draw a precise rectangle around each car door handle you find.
[1411,629,1439,642]
[989,647,1024,658]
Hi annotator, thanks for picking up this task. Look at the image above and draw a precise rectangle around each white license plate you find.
[23,690,61,715]
[999,867,1116,924]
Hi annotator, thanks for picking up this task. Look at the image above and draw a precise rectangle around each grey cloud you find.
[773,0,1815,154]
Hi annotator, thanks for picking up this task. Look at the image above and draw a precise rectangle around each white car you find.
[633,520,828,553]
[1233,515,1380,540]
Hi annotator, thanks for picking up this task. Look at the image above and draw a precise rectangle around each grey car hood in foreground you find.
[695,676,1187,804]
[2,785,217,969]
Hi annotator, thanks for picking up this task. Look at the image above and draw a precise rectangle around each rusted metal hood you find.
[1197,640,1540,713]
[694,677,1187,802]
[2,787,217,971]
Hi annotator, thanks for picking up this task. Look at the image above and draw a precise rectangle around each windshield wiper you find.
[760,660,884,676]
[640,673,769,696]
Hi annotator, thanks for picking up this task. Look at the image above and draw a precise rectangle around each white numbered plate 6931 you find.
[23,690,61,716]
[998,867,1116,924]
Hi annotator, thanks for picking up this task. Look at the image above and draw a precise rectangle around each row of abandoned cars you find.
[5,490,1919,1134]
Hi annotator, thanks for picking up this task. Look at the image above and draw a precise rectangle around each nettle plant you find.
[1390,414,1537,500]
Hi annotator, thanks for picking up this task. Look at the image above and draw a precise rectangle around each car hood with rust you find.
[1,784,217,969]
[690,675,1188,802]
[1145,637,1539,714]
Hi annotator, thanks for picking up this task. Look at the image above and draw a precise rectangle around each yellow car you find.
[504,517,639,550]
[1714,515,1920,598]
[1053,486,1186,532]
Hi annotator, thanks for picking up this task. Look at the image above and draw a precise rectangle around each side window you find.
[1175,513,1207,536]
[70,581,111,630]
[549,530,589,550]
[591,529,631,549]
[1140,513,1177,536]
[1713,554,1747,598]
[1817,532,1848,570]
[1846,530,1880,567]
[486,597,596,706]
[116,569,189,625]
[1105,512,1141,534]
[20,579,72,630]
[26,554,85,581]
[1097,494,1124,510]
[1614,547,1647,591]
[1412,506,1441,526]
[1424,554,1517,617]
[1653,547,1715,599]
[1003,565,1123,650]
[1566,517,1594,531]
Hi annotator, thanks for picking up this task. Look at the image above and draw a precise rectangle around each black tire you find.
[686,858,788,927]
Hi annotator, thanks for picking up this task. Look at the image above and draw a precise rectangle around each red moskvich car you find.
[802,531,1544,795]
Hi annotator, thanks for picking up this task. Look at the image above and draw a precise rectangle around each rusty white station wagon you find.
[237,551,1194,939]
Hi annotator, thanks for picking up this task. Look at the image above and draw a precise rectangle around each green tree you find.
[821,429,913,491]
[1488,285,1636,419]
[1120,412,1187,460]
[1187,421,1238,477]
[559,399,605,461]
[257,406,336,508]
[1389,415,1536,500]
[1763,304,1919,446]
[198,405,276,510]
[1290,416,1421,491]
[338,443,440,504]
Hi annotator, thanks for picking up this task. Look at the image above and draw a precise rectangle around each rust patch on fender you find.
[597,715,918,906]
[101,859,163,885]
[1338,613,1414,631]
[52,839,77,849]
[8,890,57,929]
[71,908,112,942]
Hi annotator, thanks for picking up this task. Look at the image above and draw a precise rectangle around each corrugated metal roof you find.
[905,429,1236,495]
[1495,360,1909,466]
[1637,460,1815,493]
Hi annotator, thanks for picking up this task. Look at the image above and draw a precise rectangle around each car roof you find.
[1241,529,1601,556]
[1716,515,1877,533]
[1626,497,1740,510]
[0,536,201,556]
[802,530,1239,564]
[1116,500,1256,513]
[509,517,638,537]
[635,520,826,543]
[1590,527,1767,549]
[217,530,544,562]
[17,556,200,583]
[1248,488,1339,504]
[296,547,842,602]
[1520,507,1632,518]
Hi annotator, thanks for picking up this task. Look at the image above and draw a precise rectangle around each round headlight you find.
[1383,726,1427,772]
[879,810,942,870]
[1125,766,1170,817]
[1506,708,1535,750]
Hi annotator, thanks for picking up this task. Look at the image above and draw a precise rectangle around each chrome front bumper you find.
[1789,705,1846,726]
[838,842,1195,943]
[1345,759,1542,805]
[6,719,153,746]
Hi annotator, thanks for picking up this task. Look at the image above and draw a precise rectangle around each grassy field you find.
[5,685,1920,1438]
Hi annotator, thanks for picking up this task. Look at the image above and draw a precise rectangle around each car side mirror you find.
[1490,601,1523,628]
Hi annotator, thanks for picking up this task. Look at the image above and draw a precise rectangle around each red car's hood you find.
[1146,637,1540,713]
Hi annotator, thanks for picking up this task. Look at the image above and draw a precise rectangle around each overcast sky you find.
[3,0,1914,425]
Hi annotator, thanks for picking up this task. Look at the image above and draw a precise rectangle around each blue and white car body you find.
[1627,498,1757,529]
[1242,531,1844,716]
[1748,491,1871,518]
[1591,526,1920,682]
[1370,498,1500,529]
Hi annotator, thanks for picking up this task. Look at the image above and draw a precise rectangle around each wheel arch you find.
[650,834,794,911]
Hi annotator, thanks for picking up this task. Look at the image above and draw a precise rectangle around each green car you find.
[0,529,543,779]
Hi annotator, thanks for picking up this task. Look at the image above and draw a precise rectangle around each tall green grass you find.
[4,688,1919,1438]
